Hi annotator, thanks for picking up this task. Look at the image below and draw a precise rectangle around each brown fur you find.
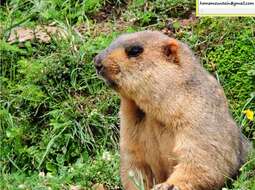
[93,31,251,190]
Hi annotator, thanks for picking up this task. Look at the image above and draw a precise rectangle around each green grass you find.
[0,150,120,189]
[0,0,254,189]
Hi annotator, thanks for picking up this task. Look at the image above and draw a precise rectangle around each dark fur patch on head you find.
[135,107,145,124]
[185,76,199,87]
[184,74,201,92]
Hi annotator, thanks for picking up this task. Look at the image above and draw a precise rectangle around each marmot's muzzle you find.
[93,54,104,75]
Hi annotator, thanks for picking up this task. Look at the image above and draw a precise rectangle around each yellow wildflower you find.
[243,109,254,121]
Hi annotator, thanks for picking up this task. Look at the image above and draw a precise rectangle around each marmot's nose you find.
[93,55,104,73]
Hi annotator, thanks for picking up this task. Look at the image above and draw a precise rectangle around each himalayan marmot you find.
[94,31,251,190]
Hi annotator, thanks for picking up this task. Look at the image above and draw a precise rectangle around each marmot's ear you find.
[163,40,179,64]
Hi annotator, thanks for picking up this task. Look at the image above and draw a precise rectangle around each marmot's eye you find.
[125,45,144,58]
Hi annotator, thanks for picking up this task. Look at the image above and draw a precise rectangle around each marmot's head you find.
[94,31,194,99]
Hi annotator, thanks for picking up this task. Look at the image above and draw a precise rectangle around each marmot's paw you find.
[152,183,180,190]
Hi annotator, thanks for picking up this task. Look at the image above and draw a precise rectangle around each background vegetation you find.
[0,0,254,189]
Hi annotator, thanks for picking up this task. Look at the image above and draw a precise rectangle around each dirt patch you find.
[92,1,128,22]
[74,18,134,37]
[162,11,198,37]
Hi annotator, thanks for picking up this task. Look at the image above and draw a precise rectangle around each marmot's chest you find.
[137,118,177,181]
[139,117,174,152]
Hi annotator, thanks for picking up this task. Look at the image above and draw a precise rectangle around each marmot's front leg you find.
[120,162,139,190]
[151,161,221,190]
[153,165,219,190]
[120,97,154,190]
[120,156,154,190]
[152,138,225,190]
[153,162,221,190]
[152,183,179,190]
